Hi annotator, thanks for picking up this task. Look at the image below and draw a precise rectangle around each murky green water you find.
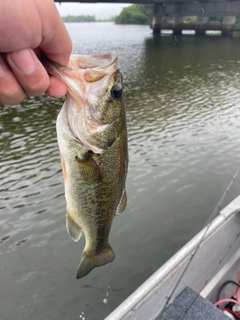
[1,22,240,320]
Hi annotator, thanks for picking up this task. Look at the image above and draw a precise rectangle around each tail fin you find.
[76,245,115,279]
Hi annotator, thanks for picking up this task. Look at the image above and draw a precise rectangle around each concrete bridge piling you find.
[195,17,208,36]
[146,2,240,36]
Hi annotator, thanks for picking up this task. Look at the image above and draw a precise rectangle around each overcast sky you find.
[55,3,131,20]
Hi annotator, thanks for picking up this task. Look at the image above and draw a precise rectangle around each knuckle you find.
[0,89,26,105]
[25,78,49,96]
[23,71,49,96]
[0,79,25,105]
[0,62,26,105]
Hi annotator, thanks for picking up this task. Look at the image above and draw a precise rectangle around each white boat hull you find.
[105,196,240,320]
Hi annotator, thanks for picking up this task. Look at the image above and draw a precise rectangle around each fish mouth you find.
[69,52,117,71]
[43,51,118,101]
[68,52,118,86]
[43,51,117,83]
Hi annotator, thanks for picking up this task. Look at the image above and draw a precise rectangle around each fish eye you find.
[111,85,122,99]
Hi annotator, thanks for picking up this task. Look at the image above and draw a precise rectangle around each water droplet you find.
[106,292,109,296]
[103,299,108,304]
[82,318,85,320]
[108,286,110,288]
[79,316,82,318]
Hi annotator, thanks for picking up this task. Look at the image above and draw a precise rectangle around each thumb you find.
[37,1,72,66]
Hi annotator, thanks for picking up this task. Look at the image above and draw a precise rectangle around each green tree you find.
[208,16,223,24]
[183,16,196,24]
[115,5,149,25]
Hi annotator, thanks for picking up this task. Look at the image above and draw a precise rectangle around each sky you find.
[55,2,131,20]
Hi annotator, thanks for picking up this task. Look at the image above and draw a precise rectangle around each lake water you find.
[1,22,240,320]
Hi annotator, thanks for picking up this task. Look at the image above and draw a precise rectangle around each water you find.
[1,22,240,320]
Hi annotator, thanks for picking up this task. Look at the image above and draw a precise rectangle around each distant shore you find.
[61,15,114,23]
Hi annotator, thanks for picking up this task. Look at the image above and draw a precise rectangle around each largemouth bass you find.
[44,52,128,279]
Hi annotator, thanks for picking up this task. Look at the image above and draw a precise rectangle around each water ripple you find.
[2,25,240,320]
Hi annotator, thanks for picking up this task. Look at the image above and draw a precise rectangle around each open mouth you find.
[43,52,118,100]
[69,52,117,70]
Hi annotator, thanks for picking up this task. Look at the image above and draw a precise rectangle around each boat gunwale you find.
[105,195,240,320]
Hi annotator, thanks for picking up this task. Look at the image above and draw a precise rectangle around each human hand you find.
[0,0,72,105]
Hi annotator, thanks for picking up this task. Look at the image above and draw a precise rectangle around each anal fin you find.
[66,210,82,242]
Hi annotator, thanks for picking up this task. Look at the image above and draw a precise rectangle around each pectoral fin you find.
[116,190,127,215]
[66,210,82,242]
[75,152,102,182]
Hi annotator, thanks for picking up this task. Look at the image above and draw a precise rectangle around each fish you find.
[44,52,128,279]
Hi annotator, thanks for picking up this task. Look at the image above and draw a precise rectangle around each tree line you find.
[62,15,96,22]
[61,5,149,25]
[115,5,149,25]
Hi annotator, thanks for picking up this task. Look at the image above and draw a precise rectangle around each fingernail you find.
[10,49,36,74]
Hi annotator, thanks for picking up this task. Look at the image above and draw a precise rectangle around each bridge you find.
[55,0,240,36]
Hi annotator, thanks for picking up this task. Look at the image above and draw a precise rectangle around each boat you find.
[105,194,240,320]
